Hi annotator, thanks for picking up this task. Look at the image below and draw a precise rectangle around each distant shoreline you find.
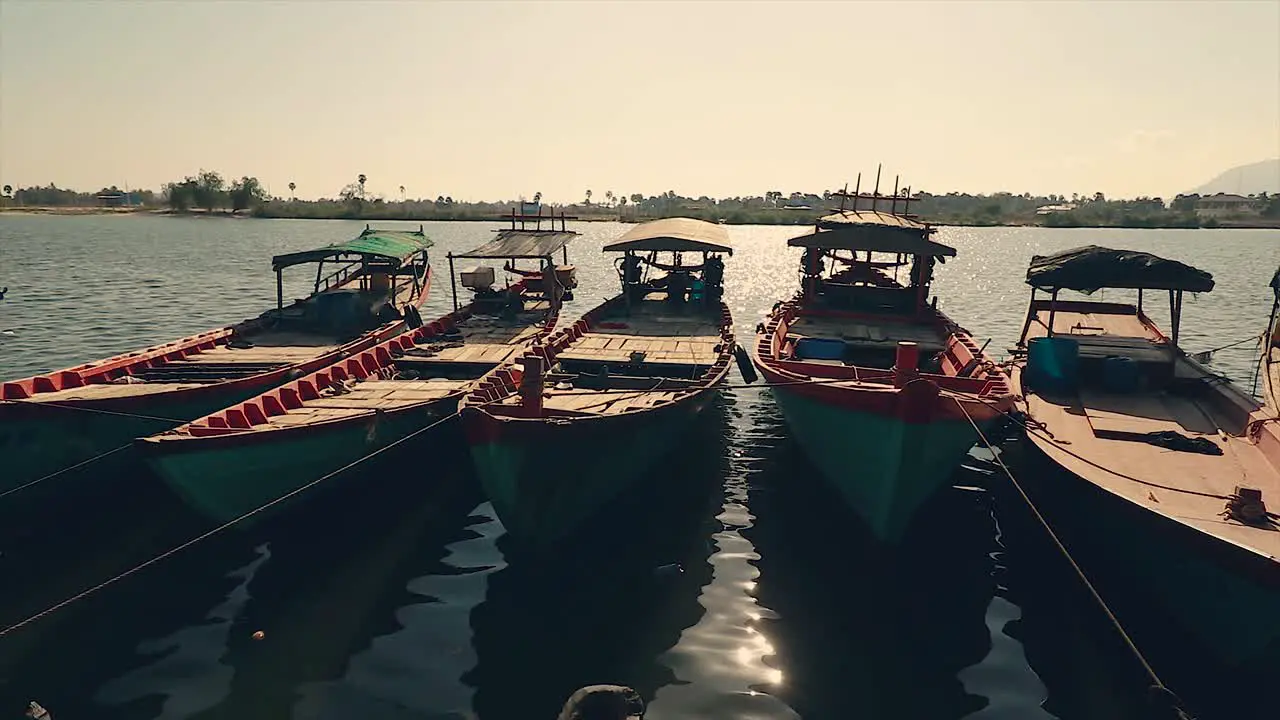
[3,204,1279,229]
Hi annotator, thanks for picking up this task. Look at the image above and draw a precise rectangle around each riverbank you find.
[4,204,1279,229]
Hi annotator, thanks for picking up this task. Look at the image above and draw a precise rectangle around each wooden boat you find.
[750,180,1015,541]
[460,218,735,547]
[0,226,433,495]
[1009,245,1280,671]
[137,214,579,523]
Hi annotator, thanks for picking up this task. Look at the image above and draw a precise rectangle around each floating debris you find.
[252,630,265,641]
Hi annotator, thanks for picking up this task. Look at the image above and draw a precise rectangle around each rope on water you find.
[953,398,1196,720]
[0,411,457,638]
[0,444,132,501]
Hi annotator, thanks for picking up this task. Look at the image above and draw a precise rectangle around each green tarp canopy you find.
[272,227,433,271]
[1026,245,1214,293]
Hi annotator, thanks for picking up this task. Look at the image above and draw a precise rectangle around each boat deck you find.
[555,303,722,368]
[1024,373,1280,561]
[501,387,684,415]
[397,302,551,371]
[1024,307,1175,363]
[219,305,556,432]
[27,331,349,403]
[257,379,469,428]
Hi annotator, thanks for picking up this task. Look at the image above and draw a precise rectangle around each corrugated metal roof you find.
[272,228,433,270]
[788,228,956,256]
[817,210,931,232]
[602,218,733,255]
[453,229,578,259]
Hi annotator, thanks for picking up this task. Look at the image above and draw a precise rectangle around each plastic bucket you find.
[1026,336,1079,394]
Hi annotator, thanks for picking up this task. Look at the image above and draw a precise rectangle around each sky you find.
[1,1,1278,203]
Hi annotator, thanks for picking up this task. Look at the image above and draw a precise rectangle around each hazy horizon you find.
[2,1,1277,203]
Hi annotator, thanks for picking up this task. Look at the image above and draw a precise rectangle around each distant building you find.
[1035,203,1077,215]
[1195,193,1258,218]
[95,191,127,208]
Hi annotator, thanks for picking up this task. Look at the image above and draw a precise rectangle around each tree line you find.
[3,173,1277,227]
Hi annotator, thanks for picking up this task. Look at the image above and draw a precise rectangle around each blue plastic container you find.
[794,337,846,361]
[1101,355,1141,394]
[1026,336,1079,394]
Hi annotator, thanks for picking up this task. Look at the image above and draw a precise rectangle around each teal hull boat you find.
[769,384,993,541]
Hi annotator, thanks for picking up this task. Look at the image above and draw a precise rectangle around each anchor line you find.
[953,398,1196,720]
[0,411,457,638]
[0,444,132,501]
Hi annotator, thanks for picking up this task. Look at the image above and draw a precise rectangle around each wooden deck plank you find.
[1022,361,1280,561]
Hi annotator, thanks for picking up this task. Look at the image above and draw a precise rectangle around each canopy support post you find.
[1171,290,1183,347]
[448,252,458,311]
[1018,287,1037,346]
[314,260,324,294]
[1046,289,1060,337]
[276,268,283,315]
[1137,288,1143,314]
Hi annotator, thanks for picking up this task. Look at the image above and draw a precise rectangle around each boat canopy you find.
[452,229,578,260]
[603,218,733,255]
[272,226,433,271]
[1026,245,1214,293]
[788,211,954,257]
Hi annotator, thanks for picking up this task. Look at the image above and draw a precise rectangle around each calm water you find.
[0,215,1277,719]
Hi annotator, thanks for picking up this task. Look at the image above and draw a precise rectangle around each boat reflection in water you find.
[467,395,732,719]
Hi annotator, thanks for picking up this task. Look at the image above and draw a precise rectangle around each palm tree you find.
[2,185,11,197]
[399,185,406,201]
[288,182,296,200]
[533,191,542,205]
[585,189,592,205]
[605,190,615,207]
[358,174,367,199]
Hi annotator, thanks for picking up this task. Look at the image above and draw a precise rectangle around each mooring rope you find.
[0,444,132,501]
[0,411,457,638]
[3,396,188,424]
[953,399,1195,720]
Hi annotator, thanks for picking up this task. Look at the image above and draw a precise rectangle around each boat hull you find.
[463,390,718,547]
[0,393,254,496]
[769,384,984,541]
[1016,434,1280,672]
[143,400,458,525]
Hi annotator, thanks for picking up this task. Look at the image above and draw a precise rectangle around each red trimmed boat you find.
[460,218,735,547]
[1,226,433,495]
[1010,247,1280,672]
[750,180,1014,541]
[137,216,578,523]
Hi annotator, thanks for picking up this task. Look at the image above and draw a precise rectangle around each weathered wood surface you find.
[557,304,723,366]
[1022,308,1176,363]
[258,378,467,430]
[29,382,210,402]
[1018,330,1280,561]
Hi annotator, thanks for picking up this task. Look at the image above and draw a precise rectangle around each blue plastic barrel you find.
[1101,355,1140,394]
[1026,336,1079,394]
[794,337,846,361]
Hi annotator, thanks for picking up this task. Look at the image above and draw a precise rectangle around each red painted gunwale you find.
[751,293,1015,424]
[139,280,559,451]
[460,295,736,445]
[1,268,433,415]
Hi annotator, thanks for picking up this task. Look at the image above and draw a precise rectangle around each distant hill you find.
[1187,158,1280,196]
